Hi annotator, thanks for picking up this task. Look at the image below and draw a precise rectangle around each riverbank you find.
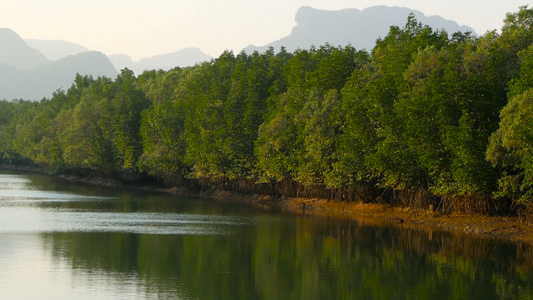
[1,164,532,243]
[190,189,533,243]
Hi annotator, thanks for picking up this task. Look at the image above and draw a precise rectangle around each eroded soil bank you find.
[37,173,533,243]
[195,190,533,244]
[3,163,533,244]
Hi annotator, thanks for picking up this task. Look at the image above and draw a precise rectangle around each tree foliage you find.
[1,7,533,211]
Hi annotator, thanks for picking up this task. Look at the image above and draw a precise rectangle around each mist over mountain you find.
[27,40,212,75]
[2,29,210,100]
[0,28,117,100]
[245,6,477,53]
[0,28,49,69]
[25,39,89,61]
[1,5,479,100]
[108,47,212,75]
[0,51,117,100]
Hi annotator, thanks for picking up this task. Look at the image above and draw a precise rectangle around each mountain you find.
[0,51,118,100]
[26,38,213,74]
[0,28,49,69]
[245,6,477,53]
[0,29,117,100]
[25,39,89,61]
[1,28,209,99]
[1,5,477,99]
[109,47,212,75]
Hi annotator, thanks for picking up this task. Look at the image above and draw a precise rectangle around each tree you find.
[255,45,357,187]
[183,52,236,179]
[354,15,447,189]
[487,89,533,205]
[59,77,116,171]
[107,69,150,171]
[139,69,190,180]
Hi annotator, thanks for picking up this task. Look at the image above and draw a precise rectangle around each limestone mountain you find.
[244,6,477,53]
[1,6,479,99]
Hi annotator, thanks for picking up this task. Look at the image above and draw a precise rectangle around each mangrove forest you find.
[1,7,533,216]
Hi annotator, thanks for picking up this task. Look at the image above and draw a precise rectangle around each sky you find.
[0,0,529,60]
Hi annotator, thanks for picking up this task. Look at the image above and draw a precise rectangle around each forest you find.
[0,7,532,215]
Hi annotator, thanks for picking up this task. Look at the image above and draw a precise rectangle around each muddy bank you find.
[1,163,532,243]
[193,189,533,244]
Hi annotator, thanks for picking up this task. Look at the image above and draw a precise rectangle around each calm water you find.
[0,170,532,299]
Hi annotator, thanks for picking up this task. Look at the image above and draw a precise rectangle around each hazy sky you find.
[1,1,528,60]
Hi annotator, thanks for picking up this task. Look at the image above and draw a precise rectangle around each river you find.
[0,169,532,299]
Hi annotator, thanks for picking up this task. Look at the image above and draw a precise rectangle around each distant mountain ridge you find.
[2,5,478,100]
[108,48,212,75]
[0,29,211,100]
[0,28,49,69]
[25,40,212,75]
[0,28,117,100]
[25,39,89,61]
[245,6,477,53]
[0,51,118,100]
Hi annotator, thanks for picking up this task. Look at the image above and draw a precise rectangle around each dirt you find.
[196,190,533,244]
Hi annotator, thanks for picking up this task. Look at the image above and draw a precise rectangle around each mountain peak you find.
[0,48,117,100]
[0,28,25,44]
[246,6,476,54]
[0,28,49,69]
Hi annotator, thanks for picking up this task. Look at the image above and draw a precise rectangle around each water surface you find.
[0,170,532,299]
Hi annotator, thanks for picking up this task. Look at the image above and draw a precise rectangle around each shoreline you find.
[2,165,533,244]
[198,189,533,244]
